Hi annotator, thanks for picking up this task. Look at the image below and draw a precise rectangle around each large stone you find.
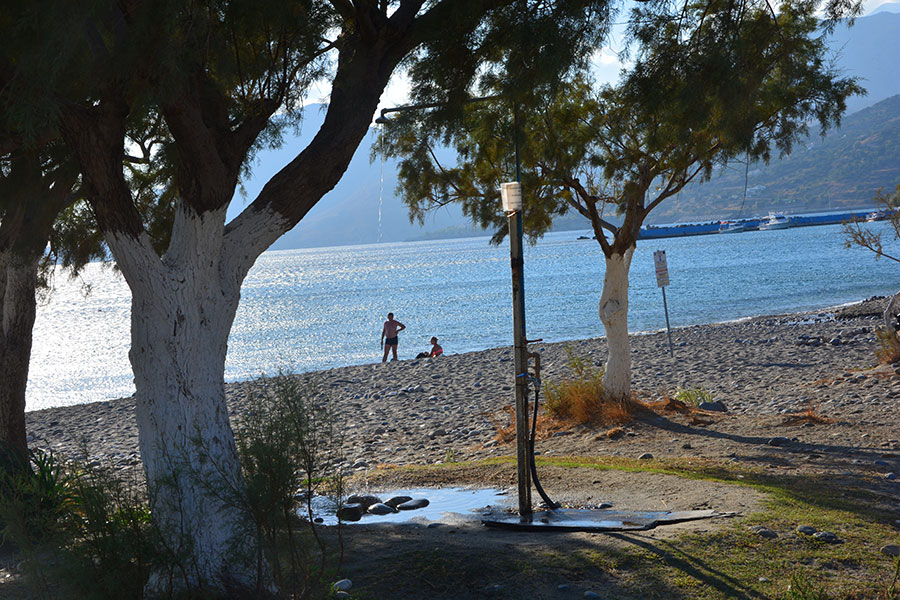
[385,495,413,509]
[367,503,397,515]
[881,545,900,557]
[397,498,430,511]
[336,504,363,522]
[698,401,727,412]
[812,531,841,543]
[347,494,381,510]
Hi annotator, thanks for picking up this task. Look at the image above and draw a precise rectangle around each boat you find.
[757,212,791,231]
[866,210,889,222]
[718,220,747,234]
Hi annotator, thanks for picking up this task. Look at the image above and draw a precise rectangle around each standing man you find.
[381,312,406,362]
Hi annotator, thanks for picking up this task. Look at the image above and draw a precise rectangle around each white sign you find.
[653,250,669,288]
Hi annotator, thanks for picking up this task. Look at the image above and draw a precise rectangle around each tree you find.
[0,147,79,460]
[4,0,611,594]
[381,0,862,399]
[843,185,900,334]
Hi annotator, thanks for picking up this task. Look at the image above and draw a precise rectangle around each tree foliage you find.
[381,0,863,254]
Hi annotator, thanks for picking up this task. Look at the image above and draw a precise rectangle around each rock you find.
[638,453,654,460]
[385,496,413,509]
[796,525,817,535]
[335,593,350,599]
[681,442,693,450]
[767,437,791,447]
[367,503,397,515]
[333,579,352,592]
[698,401,727,412]
[812,531,841,543]
[749,526,777,539]
[885,472,897,480]
[584,592,603,599]
[336,504,363,522]
[397,498,430,511]
[347,494,381,510]
[881,545,900,557]
[874,460,891,468]
[557,584,570,591]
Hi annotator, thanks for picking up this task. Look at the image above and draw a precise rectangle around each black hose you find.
[528,373,559,509]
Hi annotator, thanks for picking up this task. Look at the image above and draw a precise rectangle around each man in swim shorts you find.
[381,312,406,362]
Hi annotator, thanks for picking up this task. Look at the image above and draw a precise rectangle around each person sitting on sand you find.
[416,336,443,359]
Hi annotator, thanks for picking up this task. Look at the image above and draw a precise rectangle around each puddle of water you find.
[306,488,512,526]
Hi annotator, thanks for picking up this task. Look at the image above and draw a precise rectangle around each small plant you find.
[235,372,347,598]
[443,448,458,463]
[780,571,833,600]
[782,398,835,426]
[673,386,713,408]
[543,347,639,425]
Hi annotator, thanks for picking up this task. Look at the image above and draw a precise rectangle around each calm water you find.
[29,222,898,411]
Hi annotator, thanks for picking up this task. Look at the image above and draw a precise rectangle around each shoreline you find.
[30,293,892,415]
[23,295,898,476]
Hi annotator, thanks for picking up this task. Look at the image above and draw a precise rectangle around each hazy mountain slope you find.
[645,94,900,223]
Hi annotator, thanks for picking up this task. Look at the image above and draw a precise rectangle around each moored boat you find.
[718,220,747,234]
[757,212,791,230]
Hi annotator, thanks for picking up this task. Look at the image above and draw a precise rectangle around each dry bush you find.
[875,326,900,364]
[542,349,643,426]
[782,399,836,426]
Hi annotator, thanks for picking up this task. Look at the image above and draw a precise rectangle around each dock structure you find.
[636,208,890,240]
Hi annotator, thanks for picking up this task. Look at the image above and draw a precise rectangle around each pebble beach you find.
[25,296,900,476]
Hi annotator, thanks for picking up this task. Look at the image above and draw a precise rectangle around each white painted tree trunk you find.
[110,205,265,595]
[599,247,634,399]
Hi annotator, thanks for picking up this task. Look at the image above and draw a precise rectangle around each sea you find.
[27,221,898,412]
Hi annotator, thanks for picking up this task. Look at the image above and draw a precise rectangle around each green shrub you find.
[673,386,714,408]
[235,373,347,598]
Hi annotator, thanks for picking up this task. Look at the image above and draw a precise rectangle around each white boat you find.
[757,212,791,230]
[718,221,747,234]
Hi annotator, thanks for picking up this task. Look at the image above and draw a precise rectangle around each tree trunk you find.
[884,289,900,333]
[0,249,38,457]
[599,246,634,399]
[112,204,264,595]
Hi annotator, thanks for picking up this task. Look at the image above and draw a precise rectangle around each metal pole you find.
[661,286,674,358]
[508,205,532,517]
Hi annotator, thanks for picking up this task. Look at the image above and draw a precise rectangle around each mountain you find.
[831,9,900,114]
[645,94,900,223]
[231,8,900,248]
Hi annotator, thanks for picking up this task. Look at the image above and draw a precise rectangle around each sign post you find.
[653,250,675,357]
